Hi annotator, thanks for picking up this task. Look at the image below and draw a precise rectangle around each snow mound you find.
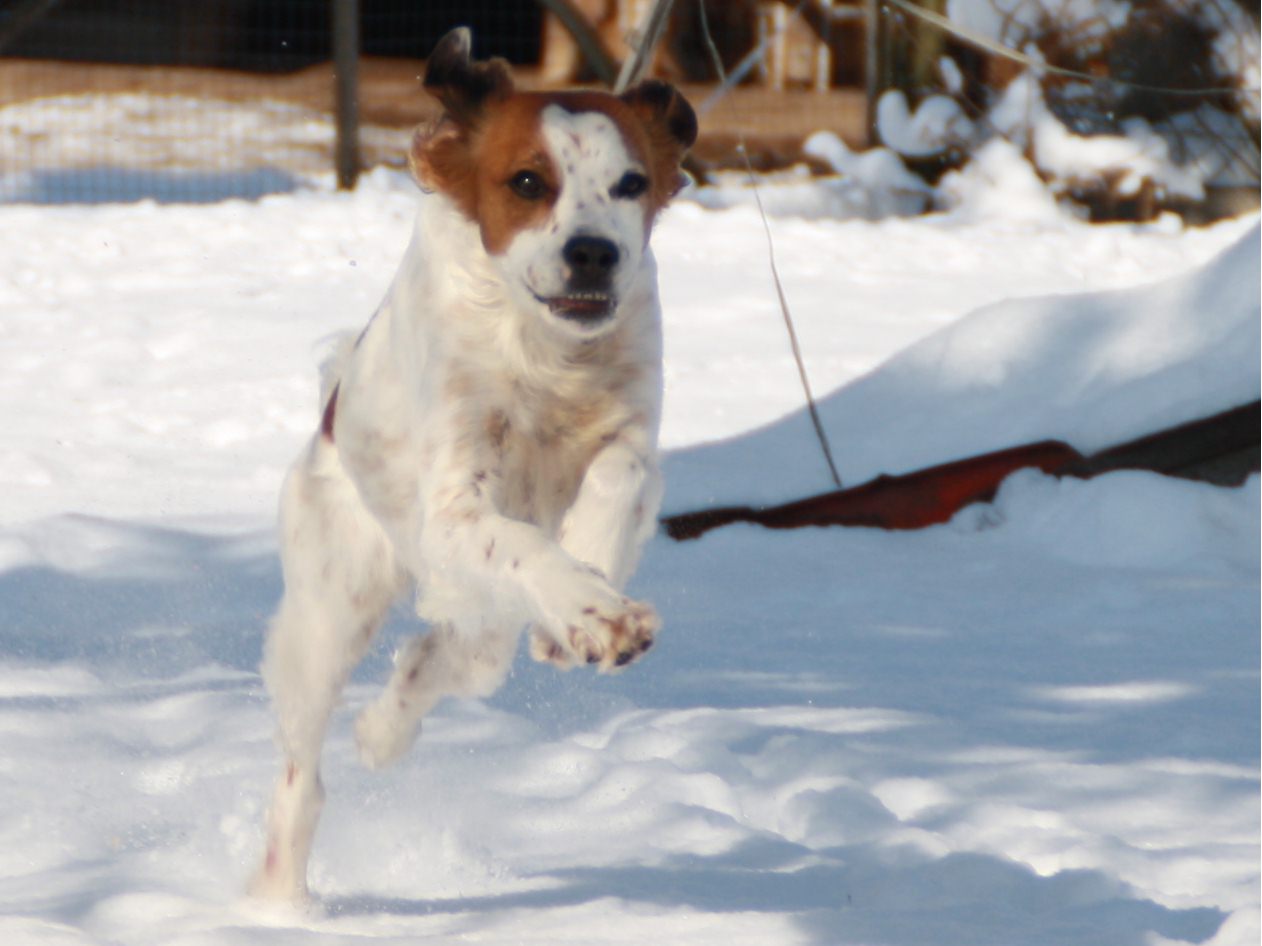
[688,134,933,220]
[969,467,1259,572]
[0,169,1255,945]
[876,89,976,158]
[666,223,1260,508]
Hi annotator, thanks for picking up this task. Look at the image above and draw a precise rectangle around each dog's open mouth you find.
[539,291,616,322]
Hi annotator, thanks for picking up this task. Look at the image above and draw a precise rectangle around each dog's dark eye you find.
[508,170,548,200]
[612,171,649,200]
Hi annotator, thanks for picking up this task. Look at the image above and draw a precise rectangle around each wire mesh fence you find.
[0,1,879,204]
[0,0,1257,215]
[0,0,545,202]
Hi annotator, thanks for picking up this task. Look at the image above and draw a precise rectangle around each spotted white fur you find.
[502,106,651,329]
[249,50,687,904]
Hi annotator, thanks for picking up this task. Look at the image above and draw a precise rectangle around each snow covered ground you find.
[0,158,1257,946]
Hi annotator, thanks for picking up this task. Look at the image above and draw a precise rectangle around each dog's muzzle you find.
[545,235,620,323]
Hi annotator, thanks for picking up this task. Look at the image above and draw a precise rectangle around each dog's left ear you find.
[620,80,698,197]
[411,27,513,198]
[423,27,513,127]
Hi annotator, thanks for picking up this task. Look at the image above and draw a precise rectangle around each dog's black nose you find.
[563,236,619,286]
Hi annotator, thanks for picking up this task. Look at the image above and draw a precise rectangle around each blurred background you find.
[0,0,1257,219]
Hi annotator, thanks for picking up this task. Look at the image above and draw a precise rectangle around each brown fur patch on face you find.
[470,97,561,255]
[412,97,558,255]
[413,85,695,254]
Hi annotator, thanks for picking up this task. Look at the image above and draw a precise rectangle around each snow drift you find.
[665,223,1260,509]
[0,172,1256,945]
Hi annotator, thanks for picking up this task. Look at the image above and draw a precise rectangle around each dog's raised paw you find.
[566,597,659,673]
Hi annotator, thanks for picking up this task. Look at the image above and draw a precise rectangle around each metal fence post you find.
[864,0,885,146]
[333,0,360,189]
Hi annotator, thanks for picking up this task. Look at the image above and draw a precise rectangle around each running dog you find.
[250,27,696,901]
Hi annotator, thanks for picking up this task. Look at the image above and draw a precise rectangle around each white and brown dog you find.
[250,28,696,902]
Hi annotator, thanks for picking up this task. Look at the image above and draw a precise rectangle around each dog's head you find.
[411,28,696,337]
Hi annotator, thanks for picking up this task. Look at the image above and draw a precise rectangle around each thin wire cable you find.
[696,0,844,489]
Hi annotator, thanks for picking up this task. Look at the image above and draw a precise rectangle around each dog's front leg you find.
[558,438,662,587]
[417,469,658,673]
[530,438,663,670]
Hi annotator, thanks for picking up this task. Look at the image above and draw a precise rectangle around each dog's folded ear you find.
[620,80,698,153]
[423,27,513,126]
[411,28,512,198]
[620,80,698,199]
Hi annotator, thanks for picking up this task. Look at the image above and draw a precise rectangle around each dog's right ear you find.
[411,27,513,199]
[620,79,698,203]
[422,27,513,126]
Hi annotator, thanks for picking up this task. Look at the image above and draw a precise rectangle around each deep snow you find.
[0,158,1257,945]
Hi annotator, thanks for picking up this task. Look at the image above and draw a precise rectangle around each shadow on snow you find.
[326,843,1224,946]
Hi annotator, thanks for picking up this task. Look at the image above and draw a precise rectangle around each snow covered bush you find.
[880,0,1260,220]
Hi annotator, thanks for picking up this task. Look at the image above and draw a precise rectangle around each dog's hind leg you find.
[355,623,519,770]
[251,442,403,902]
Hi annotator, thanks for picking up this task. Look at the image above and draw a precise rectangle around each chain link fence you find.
[1,0,1257,217]
[0,0,544,202]
[0,1,883,204]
